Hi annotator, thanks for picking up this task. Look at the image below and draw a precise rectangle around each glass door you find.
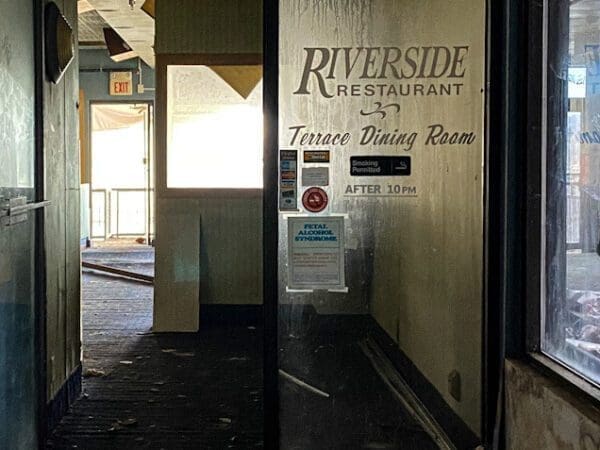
[275,1,486,447]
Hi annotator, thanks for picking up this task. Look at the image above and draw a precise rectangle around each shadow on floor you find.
[48,274,263,449]
[279,309,438,450]
[50,251,437,449]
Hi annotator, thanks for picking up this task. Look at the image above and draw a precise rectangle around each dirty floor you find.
[49,247,437,449]
[48,248,263,449]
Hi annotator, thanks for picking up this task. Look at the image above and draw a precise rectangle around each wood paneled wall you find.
[44,0,81,401]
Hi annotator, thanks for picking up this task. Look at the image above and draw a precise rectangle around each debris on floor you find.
[278,369,330,398]
[83,368,106,378]
[48,266,264,449]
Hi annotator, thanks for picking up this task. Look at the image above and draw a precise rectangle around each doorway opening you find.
[80,101,155,339]
[88,102,154,247]
[82,101,155,284]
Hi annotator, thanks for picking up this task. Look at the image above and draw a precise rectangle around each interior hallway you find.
[47,250,264,449]
[46,249,439,449]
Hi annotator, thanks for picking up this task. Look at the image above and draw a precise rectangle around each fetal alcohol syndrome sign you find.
[287,216,345,290]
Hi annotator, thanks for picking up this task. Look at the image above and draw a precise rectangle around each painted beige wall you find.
[44,0,82,399]
[279,0,484,434]
[366,2,485,431]
[155,0,261,55]
[153,0,263,332]
[153,197,263,332]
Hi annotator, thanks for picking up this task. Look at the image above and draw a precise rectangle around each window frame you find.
[525,0,600,402]
[155,53,263,199]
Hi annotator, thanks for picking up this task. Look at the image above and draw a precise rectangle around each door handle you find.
[0,196,51,226]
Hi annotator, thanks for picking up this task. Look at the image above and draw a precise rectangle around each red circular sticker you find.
[302,187,328,213]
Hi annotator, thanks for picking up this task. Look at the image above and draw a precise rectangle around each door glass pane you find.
[543,0,600,386]
[116,190,147,235]
[278,0,485,446]
[0,0,37,447]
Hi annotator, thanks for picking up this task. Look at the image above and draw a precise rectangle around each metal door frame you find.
[34,0,47,445]
[263,0,511,448]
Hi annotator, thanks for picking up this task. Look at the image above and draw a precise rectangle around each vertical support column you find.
[263,0,279,447]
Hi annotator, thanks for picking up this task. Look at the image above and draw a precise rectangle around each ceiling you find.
[77,0,600,70]
[77,0,155,67]
[79,9,109,44]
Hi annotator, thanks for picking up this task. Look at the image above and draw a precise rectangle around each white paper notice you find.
[287,216,345,290]
[302,167,329,186]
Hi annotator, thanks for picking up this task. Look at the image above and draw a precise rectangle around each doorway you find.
[81,102,155,354]
[88,102,154,246]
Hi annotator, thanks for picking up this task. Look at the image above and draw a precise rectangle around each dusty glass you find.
[543,0,600,386]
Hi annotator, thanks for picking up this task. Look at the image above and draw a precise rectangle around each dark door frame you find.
[262,1,518,448]
[484,0,531,448]
[262,0,279,447]
[34,0,47,446]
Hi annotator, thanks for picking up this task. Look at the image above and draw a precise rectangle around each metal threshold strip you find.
[82,261,154,284]
[359,337,456,450]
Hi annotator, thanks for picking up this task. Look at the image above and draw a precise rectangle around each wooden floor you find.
[48,249,263,449]
[279,310,438,450]
[48,247,437,449]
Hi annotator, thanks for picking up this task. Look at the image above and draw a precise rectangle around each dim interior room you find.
[5,0,600,448]
[66,1,485,447]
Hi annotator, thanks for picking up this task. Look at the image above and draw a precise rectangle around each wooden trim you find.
[78,89,87,183]
[159,188,263,199]
[46,365,82,432]
[82,261,154,284]
[528,353,600,406]
[524,0,545,353]
[156,53,262,66]
[156,57,167,198]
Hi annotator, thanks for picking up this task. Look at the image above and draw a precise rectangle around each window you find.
[542,0,600,387]
[166,65,263,189]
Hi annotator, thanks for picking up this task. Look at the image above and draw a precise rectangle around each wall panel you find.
[43,0,81,400]
[153,0,263,331]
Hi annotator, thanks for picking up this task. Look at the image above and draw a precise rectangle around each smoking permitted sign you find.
[287,216,346,290]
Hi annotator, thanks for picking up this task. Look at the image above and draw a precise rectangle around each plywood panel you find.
[44,74,68,397]
[154,199,201,332]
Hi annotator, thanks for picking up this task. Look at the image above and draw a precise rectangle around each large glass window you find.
[166,65,263,189]
[543,0,600,386]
